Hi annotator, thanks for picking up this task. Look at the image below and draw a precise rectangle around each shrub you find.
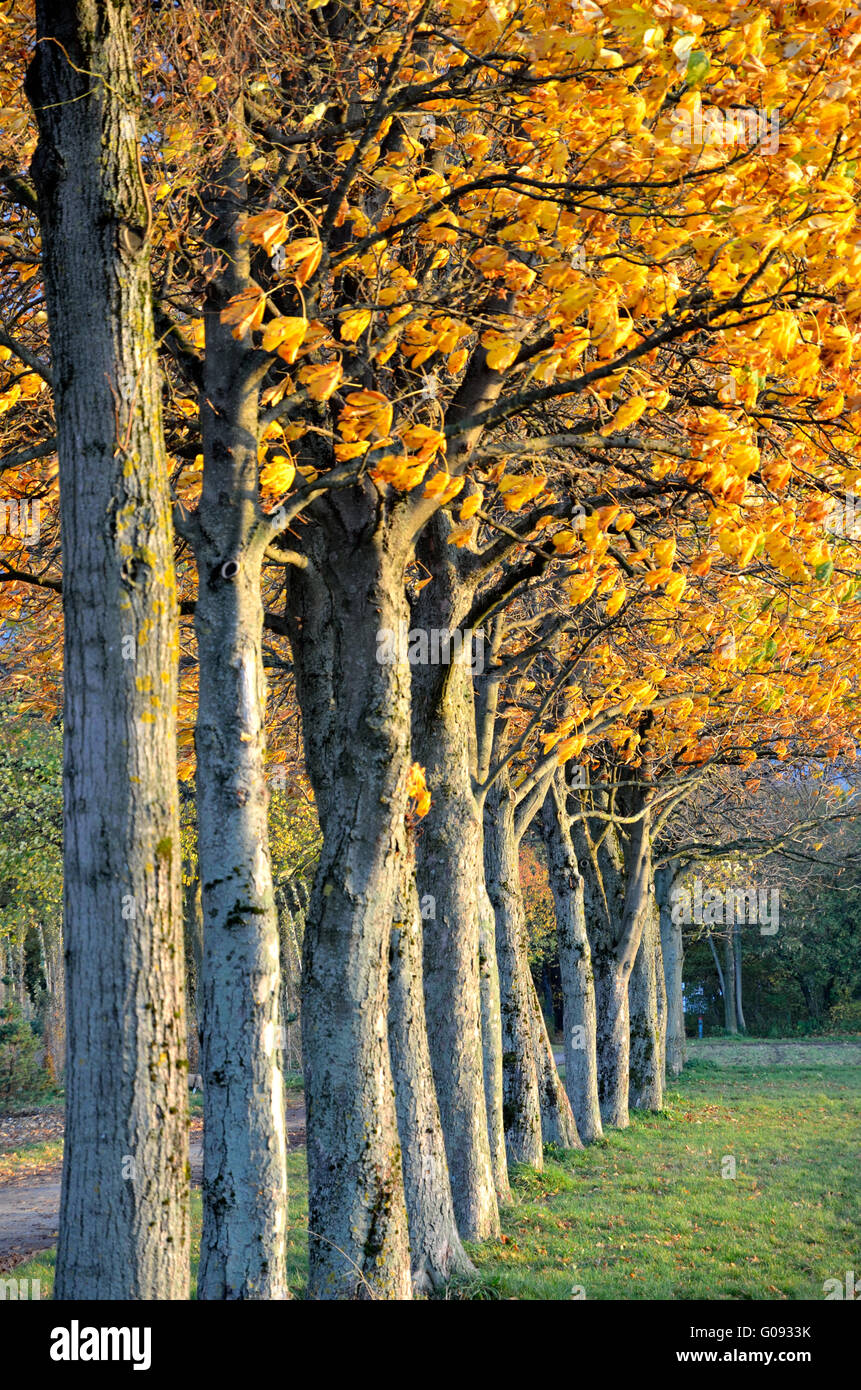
[0,1003,49,1105]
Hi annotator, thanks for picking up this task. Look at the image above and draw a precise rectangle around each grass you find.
[10,1056,860,1299]
[467,1060,861,1299]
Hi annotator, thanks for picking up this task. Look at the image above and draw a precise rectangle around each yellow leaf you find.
[339,308,372,342]
[423,470,464,505]
[196,74,217,95]
[260,315,309,362]
[459,488,483,521]
[298,361,343,401]
[608,395,648,432]
[241,209,290,256]
[406,762,431,817]
[480,331,519,372]
[220,286,266,339]
[260,454,296,495]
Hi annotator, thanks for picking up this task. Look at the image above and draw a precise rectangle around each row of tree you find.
[1,0,861,1297]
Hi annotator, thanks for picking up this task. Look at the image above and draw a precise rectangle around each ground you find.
[2,1039,858,1298]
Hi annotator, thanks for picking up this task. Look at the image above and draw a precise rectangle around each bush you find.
[827,994,861,1034]
[0,1003,49,1105]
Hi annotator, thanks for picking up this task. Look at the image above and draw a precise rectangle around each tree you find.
[24,0,189,1299]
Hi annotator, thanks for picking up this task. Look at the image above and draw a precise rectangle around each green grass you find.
[466,1060,861,1299]
[11,1060,860,1299]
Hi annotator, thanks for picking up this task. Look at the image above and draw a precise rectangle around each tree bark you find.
[527,967,581,1148]
[483,771,543,1169]
[276,884,303,1073]
[656,864,686,1077]
[723,928,739,1033]
[287,508,413,1299]
[191,158,287,1300]
[27,0,189,1300]
[573,773,654,1129]
[388,830,474,1294]
[412,649,500,1237]
[477,876,512,1204]
[628,886,664,1111]
[734,924,746,1033]
[574,815,630,1128]
[540,774,603,1143]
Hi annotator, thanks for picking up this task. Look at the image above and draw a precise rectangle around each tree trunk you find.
[183,877,203,1077]
[42,928,65,1085]
[527,968,581,1148]
[723,929,738,1033]
[708,930,728,1022]
[483,773,543,1169]
[388,831,474,1294]
[540,775,603,1143]
[656,864,685,1077]
[192,160,287,1300]
[27,0,189,1299]
[574,816,631,1128]
[413,652,500,1237]
[592,950,631,1128]
[734,924,746,1033]
[477,877,512,1204]
[628,887,664,1111]
[287,512,413,1299]
[277,885,303,1073]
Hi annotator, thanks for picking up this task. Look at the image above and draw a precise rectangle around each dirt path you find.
[0,1100,306,1273]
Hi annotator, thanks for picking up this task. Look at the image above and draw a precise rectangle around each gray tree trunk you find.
[276,885,303,1073]
[412,652,500,1238]
[656,864,686,1077]
[540,775,603,1143]
[527,968,581,1148]
[27,0,189,1299]
[287,512,413,1299]
[190,156,288,1300]
[574,817,631,1129]
[734,924,746,1032]
[723,928,739,1033]
[477,877,512,1204]
[389,831,474,1294]
[183,877,203,1077]
[628,887,664,1111]
[483,772,543,1169]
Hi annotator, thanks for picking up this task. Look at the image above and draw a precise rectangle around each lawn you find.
[11,1055,860,1299]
